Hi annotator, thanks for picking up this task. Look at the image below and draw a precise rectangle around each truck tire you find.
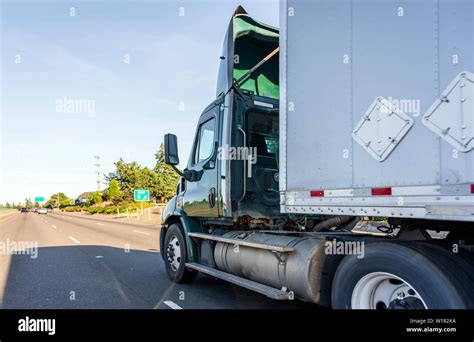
[163,224,197,283]
[331,241,474,309]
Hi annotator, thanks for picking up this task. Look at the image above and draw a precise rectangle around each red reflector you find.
[471,184,474,194]
[371,187,392,196]
[310,190,325,197]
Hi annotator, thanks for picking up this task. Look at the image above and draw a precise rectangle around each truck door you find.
[182,104,220,218]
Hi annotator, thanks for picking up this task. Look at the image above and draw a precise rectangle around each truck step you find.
[188,232,295,253]
[185,262,294,300]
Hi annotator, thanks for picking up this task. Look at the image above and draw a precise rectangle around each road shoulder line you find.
[163,301,183,310]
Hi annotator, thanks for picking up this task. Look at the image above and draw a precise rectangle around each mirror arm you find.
[171,165,184,177]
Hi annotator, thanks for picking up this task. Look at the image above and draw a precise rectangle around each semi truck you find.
[160,1,474,309]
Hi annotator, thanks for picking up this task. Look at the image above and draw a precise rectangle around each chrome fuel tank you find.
[214,231,331,303]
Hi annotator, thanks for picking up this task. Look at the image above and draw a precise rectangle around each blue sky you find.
[0,0,279,204]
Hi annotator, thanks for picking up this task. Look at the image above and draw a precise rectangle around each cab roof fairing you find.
[216,6,279,98]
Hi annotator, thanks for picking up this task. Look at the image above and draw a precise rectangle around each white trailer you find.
[279,0,474,222]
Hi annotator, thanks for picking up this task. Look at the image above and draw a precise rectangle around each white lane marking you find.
[51,225,57,229]
[95,256,103,259]
[69,236,80,244]
[133,230,150,235]
[164,301,182,310]
[96,222,105,226]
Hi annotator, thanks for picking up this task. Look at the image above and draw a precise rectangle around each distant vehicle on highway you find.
[47,208,52,213]
[20,208,28,213]
[36,208,48,215]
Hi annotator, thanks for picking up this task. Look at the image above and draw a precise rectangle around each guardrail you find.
[115,205,165,222]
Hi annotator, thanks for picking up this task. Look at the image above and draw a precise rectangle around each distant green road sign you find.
[34,197,45,202]
[133,189,149,201]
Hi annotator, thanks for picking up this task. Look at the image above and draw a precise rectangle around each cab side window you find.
[194,117,216,164]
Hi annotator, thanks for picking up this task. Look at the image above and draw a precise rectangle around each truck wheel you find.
[163,224,197,283]
[331,242,474,309]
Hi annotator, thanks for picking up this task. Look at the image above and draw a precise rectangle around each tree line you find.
[105,143,179,203]
[7,143,179,209]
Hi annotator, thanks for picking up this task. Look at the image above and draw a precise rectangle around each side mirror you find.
[164,134,180,165]
[183,168,201,182]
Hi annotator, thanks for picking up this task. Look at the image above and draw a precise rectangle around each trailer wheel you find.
[331,242,474,309]
[163,224,197,283]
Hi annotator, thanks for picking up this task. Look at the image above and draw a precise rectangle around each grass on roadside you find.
[62,202,158,215]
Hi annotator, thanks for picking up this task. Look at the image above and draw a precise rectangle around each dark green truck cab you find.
[158,5,474,309]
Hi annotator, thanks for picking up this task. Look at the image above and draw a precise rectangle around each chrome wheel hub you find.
[351,272,427,309]
[166,236,181,272]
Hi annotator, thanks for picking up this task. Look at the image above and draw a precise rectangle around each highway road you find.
[0,212,317,309]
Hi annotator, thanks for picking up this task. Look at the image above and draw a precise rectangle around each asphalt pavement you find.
[0,212,317,309]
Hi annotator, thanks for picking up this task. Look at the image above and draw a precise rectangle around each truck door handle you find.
[209,187,216,208]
